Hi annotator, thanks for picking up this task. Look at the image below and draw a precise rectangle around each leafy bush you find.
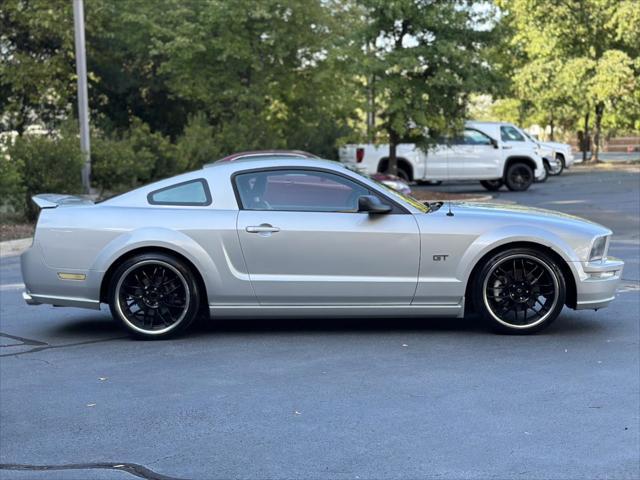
[0,140,26,215]
[127,118,177,180]
[91,133,149,196]
[175,113,222,170]
[6,134,83,220]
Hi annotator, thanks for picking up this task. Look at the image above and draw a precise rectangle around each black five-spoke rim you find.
[116,260,190,334]
[509,165,532,188]
[483,255,559,328]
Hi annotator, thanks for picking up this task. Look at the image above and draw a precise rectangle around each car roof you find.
[466,120,513,127]
[213,150,320,163]
[204,156,343,172]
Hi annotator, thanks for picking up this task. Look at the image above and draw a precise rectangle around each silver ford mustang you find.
[21,158,623,338]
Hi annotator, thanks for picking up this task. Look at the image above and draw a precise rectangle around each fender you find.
[90,227,222,302]
[457,225,582,288]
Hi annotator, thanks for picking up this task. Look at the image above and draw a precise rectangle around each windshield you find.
[344,165,430,213]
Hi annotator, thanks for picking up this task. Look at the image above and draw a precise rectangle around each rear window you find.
[148,178,211,206]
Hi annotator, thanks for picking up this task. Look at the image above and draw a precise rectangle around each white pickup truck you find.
[339,121,548,192]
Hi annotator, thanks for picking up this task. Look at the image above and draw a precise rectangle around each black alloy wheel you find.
[505,163,534,191]
[108,253,202,339]
[473,248,566,334]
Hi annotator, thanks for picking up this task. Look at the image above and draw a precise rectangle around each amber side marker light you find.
[57,273,86,281]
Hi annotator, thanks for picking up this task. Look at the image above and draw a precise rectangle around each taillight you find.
[356,147,365,163]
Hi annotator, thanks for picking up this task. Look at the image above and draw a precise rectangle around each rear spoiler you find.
[31,194,94,209]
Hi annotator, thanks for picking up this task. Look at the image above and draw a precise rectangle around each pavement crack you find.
[0,462,189,480]
[0,332,127,358]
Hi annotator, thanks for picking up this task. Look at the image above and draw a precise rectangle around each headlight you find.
[589,236,608,262]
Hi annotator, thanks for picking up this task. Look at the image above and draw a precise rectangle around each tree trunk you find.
[592,102,605,162]
[582,111,590,163]
[388,129,398,175]
[366,74,376,143]
[549,116,555,141]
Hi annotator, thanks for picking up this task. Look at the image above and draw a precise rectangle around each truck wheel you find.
[505,163,534,191]
[480,180,503,191]
[536,161,549,182]
[549,154,565,176]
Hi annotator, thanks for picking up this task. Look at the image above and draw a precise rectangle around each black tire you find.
[536,161,549,183]
[549,154,565,176]
[472,248,566,334]
[108,252,202,339]
[505,162,534,191]
[480,179,504,191]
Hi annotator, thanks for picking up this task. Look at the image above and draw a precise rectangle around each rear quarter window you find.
[148,178,212,206]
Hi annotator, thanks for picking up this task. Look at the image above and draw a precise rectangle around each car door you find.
[500,124,529,151]
[234,168,420,305]
[462,128,502,178]
[425,140,467,180]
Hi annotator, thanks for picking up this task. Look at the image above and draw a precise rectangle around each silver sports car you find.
[21,157,623,338]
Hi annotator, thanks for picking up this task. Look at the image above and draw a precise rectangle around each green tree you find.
[357,0,496,174]
[496,0,640,160]
[0,0,76,133]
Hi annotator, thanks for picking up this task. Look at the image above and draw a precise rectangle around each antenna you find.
[445,132,454,217]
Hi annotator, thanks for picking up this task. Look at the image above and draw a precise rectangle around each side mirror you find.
[358,195,392,214]
[490,138,499,149]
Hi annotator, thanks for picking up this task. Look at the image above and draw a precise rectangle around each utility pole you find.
[73,0,91,194]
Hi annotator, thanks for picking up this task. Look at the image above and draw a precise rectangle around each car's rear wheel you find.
[108,253,201,339]
[473,248,566,334]
[480,179,503,191]
[505,162,534,191]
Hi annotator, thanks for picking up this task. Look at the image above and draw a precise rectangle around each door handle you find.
[246,224,280,234]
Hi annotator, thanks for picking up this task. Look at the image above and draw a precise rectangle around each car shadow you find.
[44,310,605,342]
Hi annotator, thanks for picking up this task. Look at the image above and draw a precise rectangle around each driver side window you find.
[463,129,493,145]
[500,126,525,142]
[234,169,370,212]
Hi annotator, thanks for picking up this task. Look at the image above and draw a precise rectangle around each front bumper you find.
[575,257,624,310]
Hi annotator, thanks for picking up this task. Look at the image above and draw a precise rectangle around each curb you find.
[0,238,32,258]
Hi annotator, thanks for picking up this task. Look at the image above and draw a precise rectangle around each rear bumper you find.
[22,291,41,305]
[574,257,624,310]
[21,244,102,310]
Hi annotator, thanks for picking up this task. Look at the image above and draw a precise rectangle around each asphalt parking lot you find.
[1,165,639,480]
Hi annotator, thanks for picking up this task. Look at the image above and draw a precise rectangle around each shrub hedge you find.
[1,116,228,221]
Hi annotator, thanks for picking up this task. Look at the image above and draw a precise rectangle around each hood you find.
[540,141,571,151]
[444,201,611,238]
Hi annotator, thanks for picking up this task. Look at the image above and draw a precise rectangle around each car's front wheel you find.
[549,154,565,176]
[473,248,566,334]
[537,161,550,182]
[505,162,534,191]
[108,253,202,339]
